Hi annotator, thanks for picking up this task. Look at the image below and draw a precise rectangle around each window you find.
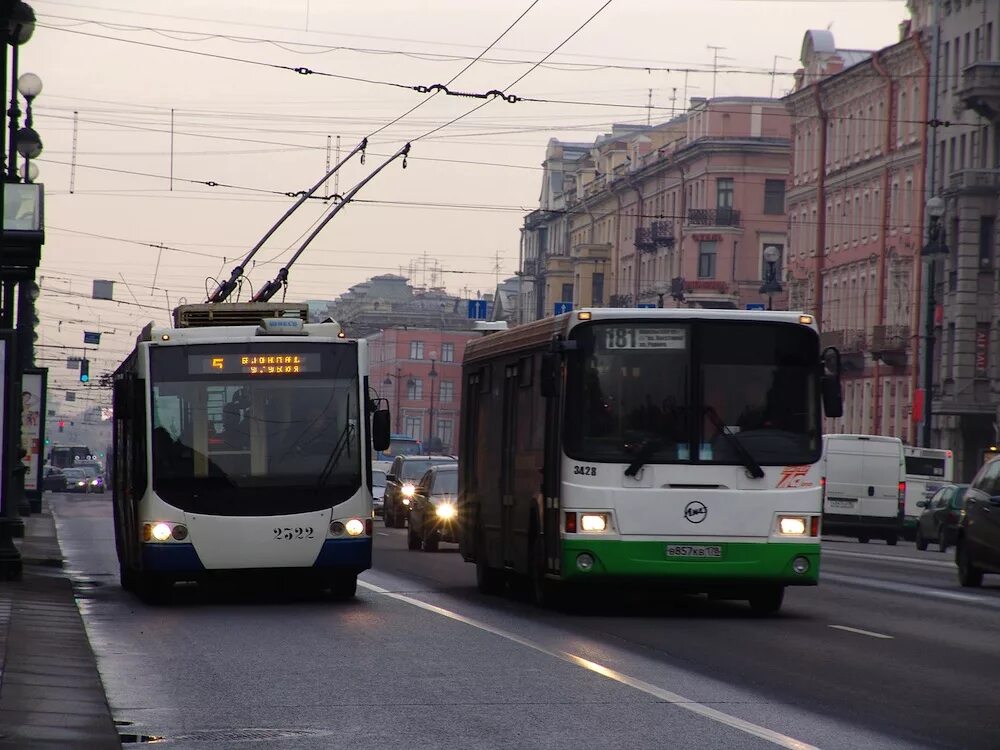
[409,341,424,360]
[439,380,454,402]
[436,420,453,453]
[407,378,424,400]
[716,178,734,209]
[441,343,455,363]
[697,240,717,278]
[764,180,785,214]
[592,272,605,305]
[403,416,423,442]
[561,282,574,303]
[980,216,995,270]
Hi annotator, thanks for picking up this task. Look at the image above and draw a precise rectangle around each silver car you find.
[372,469,387,516]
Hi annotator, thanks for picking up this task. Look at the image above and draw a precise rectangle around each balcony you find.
[819,328,866,371]
[946,168,1000,195]
[871,324,910,367]
[652,220,675,248]
[957,61,1000,120]
[634,227,657,252]
[521,258,539,277]
[687,207,741,227]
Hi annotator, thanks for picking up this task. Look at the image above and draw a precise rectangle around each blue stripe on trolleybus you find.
[142,543,204,572]
[313,538,372,570]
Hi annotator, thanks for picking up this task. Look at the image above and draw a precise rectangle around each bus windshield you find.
[564,320,820,467]
[148,342,361,516]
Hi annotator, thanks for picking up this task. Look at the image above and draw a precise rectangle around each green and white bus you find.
[458,308,842,614]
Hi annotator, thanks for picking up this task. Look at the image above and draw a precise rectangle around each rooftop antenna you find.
[707,45,726,98]
[206,137,368,303]
[251,142,411,303]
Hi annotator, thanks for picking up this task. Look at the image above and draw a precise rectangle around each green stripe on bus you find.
[560,540,820,585]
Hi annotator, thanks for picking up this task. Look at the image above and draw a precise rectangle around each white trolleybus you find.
[902,446,954,539]
[458,308,843,614]
[112,303,390,601]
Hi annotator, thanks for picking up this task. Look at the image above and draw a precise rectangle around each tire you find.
[385,503,396,528]
[328,574,357,600]
[957,542,984,588]
[885,533,898,546]
[938,528,950,554]
[119,561,136,592]
[748,586,785,615]
[915,527,928,551]
[407,526,421,550]
[475,530,505,595]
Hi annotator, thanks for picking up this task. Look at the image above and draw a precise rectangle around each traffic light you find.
[79,359,90,383]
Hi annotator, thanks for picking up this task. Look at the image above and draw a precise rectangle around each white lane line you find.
[821,572,1000,608]
[376,532,390,537]
[828,625,894,640]
[822,549,953,569]
[358,580,819,750]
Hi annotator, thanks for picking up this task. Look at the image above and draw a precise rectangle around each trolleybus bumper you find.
[142,543,204,573]
[313,537,372,572]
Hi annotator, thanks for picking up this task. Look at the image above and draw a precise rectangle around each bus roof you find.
[464,308,817,364]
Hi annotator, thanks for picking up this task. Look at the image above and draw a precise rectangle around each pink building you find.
[784,28,928,440]
[367,328,479,454]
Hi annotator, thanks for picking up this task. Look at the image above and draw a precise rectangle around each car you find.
[62,468,94,494]
[383,454,457,528]
[41,465,67,492]
[407,464,459,552]
[76,465,106,494]
[372,469,387,517]
[956,456,1000,587]
[822,434,905,545]
[914,484,968,553]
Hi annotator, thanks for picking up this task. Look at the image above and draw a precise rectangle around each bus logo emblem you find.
[684,501,707,523]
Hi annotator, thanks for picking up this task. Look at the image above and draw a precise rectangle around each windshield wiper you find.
[704,406,764,479]
[624,438,660,478]
[317,419,357,488]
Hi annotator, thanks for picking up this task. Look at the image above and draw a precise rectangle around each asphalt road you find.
[49,495,1000,749]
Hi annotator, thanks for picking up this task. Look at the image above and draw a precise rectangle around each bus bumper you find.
[142,543,204,573]
[559,540,820,586]
[313,537,372,572]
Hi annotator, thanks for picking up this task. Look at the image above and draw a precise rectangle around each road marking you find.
[376,532,390,537]
[822,548,953,569]
[358,580,819,750]
[828,625,893,640]
[821,572,1000,608]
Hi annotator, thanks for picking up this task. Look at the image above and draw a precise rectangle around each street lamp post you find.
[759,245,783,310]
[382,368,415,434]
[427,357,438,455]
[921,196,948,448]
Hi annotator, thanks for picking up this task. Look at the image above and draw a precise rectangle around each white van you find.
[902,446,954,539]
[823,434,905,544]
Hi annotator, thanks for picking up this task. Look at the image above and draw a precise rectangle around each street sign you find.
[554,302,573,315]
[467,299,487,320]
[745,303,766,311]
[637,303,657,309]
[83,331,101,345]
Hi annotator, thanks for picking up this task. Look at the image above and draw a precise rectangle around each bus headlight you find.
[435,503,457,520]
[345,519,365,536]
[171,524,189,541]
[580,513,608,532]
[777,516,808,536]
[151,523,172,542]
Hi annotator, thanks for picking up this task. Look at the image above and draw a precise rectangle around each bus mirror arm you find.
[820,346,844,419]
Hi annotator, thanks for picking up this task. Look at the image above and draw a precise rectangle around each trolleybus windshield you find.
[564,320,820,467]
[148,342,361,515]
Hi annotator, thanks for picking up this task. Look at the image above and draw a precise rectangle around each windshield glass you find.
[401,459,451,480]
[373,470,387,487]
[149,341,361,516]
[564,320,820,467]
[432,470,458,495]
[905,456,947,477]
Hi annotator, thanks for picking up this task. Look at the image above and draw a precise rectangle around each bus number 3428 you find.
[273,527,315,540]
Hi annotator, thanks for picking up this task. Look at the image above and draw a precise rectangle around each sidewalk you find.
[0,497,121,749]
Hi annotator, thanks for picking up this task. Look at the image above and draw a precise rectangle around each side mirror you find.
[386,474,397,483]
[372,409,391,452]
[820,346,844,418]
[540,353,560,398]
[916,500,928,508]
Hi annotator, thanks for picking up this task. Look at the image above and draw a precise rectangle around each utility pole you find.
[647,88,653,126]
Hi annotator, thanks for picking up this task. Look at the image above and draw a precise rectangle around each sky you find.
[24,0,911,411]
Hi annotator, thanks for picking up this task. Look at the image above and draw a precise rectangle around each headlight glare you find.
[345,519,365,536]
[435,503,457,520]
[580,513,608,532]
[401,484,415,497]
[151,522,172,542]
[778,516,807,536]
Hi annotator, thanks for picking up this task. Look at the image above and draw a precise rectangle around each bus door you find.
[113,372,147,571]
[499,362,520,567]
[540,352,562,577]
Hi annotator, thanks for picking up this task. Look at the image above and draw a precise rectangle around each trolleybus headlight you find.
[345,519,365,536]
[580,513,608,532]
[171,524,189,541]
[792,556,810,574]
[330,521,346,536]
[435,503,457,520]
[576,553,595,571]
[777,516,807,536]
[151,523,172,542]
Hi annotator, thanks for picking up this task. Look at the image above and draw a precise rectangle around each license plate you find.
[666,544,722,558]
[827,498,856,509]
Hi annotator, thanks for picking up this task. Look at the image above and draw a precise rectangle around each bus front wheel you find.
[328,574,357,600]
[136,572,171,604]
[748,586,784,616]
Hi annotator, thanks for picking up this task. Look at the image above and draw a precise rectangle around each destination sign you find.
[602,326,687,350]
[188,353,320,376]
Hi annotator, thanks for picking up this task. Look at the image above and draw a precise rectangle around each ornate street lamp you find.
[759,245,783,310]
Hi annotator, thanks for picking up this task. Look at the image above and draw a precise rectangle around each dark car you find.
[372,469,387,517]
[915,484,968,553]
[62,468,94,494]
[383,455,457,528]
[407,464,459,552]
[955,456,1000,587]
[76,465,106,494]
[41,465,66,492]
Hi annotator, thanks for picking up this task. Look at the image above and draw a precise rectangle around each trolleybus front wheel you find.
[747,586,784,616]
[327,574,357,600]
[136,572,172,604]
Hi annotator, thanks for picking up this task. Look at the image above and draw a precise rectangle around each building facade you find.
[367,328,479,454]
[784,27,929,444]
